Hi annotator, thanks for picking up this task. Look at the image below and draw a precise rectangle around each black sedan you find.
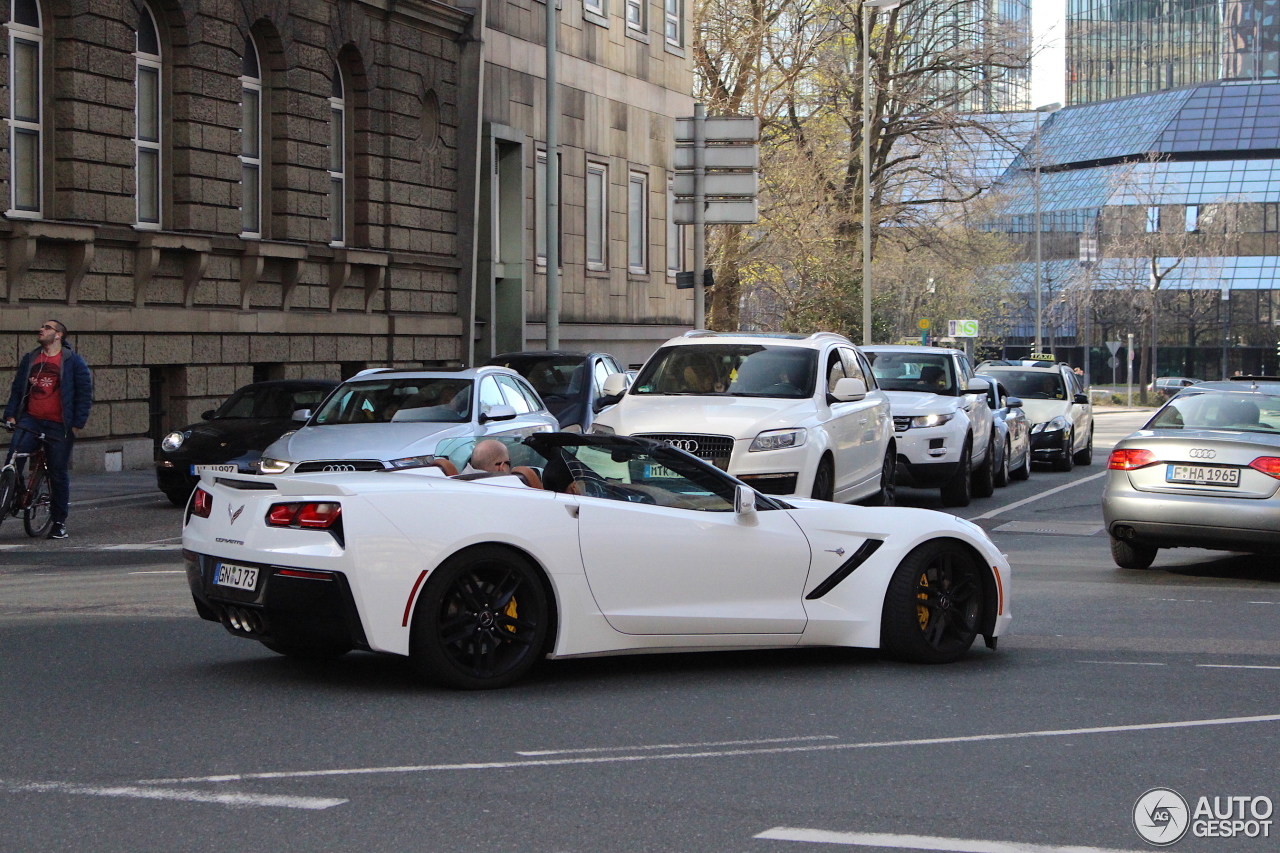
[484,350,626,432]
[155,379,336,505]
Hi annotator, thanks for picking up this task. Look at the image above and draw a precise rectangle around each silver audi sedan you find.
[1102,377,1280,568]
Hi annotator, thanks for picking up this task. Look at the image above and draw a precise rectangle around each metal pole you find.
[1150,282,1158,391]
[544,0,560,349]
[693,103,706,330]
[861,8,873,346]
[1033,109,1043,355]
[1221,286,1230,380]
[1126,331,1134,407]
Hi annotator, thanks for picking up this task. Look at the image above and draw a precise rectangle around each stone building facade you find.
[0,0,471,472]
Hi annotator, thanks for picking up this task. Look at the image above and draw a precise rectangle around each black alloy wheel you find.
[939,440,972,507]
[24,470,53,538]
[1053,430,1075,472]
[1073,425,1094,466]
[1109,535,1157,570]
[881,540,985,664]
[971,434,996,498]
[0,468,17,531]
[864,447,897,506]
[811,456,835,502]
[993,437,1011,488]
[410,545,550,690]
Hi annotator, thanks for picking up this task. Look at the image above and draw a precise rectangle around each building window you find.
[667,176,683,276]
[586,159,608,271]
[664,0,683,46]
[628,170,648,274]
[8,0,42,217]
[625,0,643,30]
[329,63,346,246]
[135,5,162,228]
[535,150,563,268]
[584,0,605,16]
[1184,204,1198,233]
[1264,203,1279,233]
[240,37,262,238]
[1145,205,1160,233]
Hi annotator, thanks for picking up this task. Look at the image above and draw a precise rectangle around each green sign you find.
[948,319,979,338]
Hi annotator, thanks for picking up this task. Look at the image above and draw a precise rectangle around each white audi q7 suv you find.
[590,331,896,503]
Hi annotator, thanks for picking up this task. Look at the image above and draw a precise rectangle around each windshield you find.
[985,370,1067,401]
[214,385,331,419]
[1148,391,1280,434]
[312,378,473,425]
[632,344,817,398]
[488,356,585,415]
[867,352,958,396]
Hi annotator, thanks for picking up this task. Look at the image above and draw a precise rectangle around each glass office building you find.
[1067,0,1280,104]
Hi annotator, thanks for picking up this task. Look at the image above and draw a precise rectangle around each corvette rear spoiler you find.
[198,470,355,497]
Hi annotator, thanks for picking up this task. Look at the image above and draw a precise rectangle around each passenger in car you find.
[467,439,512,473]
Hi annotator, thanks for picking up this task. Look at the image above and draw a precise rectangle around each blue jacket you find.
[5,344,94,433]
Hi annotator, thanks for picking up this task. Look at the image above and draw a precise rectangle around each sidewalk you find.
[69,469,160,505]
[1093,405,1157,415]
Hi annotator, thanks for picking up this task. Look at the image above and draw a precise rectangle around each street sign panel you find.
[674,116,759,143]
[1106,340,1122,355]
[674,199,759,225]
[673,172,758,198]
[917,319,931,330]
[674,146,760,170]
[948,319,979,337]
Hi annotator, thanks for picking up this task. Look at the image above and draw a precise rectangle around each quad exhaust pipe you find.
[224,605,263,634]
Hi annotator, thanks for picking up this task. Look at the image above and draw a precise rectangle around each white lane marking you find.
[149,536,184,543]
[970,471,1108,521]
[1249,601,1276,605]
[128,570,186,575]
[101,544,184,551]
[138,713,1280,785]
[516,735,837,756]
[1197,664,1280,671]
[1078,660,1166,666]
[0,545,23,550]
[754,827,1145,853]
[4,780,346,810]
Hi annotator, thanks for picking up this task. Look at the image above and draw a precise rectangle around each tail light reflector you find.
[1108,448,1159,470]
[266,502,343,529]
[1248,457,1280,478]
[192,487,213,517]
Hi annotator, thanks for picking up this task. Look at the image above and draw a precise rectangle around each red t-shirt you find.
[26,351,63,423]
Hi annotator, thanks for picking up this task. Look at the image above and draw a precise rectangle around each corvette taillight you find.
[1108,448,1159,470]
[266,502,342,529]
[191,487,213,518]
[1248,457,1280,479]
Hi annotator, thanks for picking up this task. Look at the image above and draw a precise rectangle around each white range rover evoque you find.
[590,331,897,504]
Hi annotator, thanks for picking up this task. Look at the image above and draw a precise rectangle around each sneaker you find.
[49,523,67,540]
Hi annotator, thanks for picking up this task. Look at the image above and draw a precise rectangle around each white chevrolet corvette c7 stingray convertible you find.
[182,433,1011,689]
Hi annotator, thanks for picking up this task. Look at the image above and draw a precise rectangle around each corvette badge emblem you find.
[228,503,245,525]
[825,547,846,556]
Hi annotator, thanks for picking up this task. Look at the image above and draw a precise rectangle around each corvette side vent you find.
[216,478,277,490]
[805,539,884,600]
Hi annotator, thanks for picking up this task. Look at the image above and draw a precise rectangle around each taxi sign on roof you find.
[1029,352,1056,361]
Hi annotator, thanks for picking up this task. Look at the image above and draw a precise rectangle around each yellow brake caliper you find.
[916,574,930,631]
[503,597,518,634]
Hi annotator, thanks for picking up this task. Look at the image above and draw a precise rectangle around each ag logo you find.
[1134,787,1190,846]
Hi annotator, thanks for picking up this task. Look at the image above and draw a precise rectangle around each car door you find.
[839,347,887,485]
[817,348,863,495]
[495,374,555,437]
[570,442,812,634]
[1064,367,1090,449]
[957,354,993,460]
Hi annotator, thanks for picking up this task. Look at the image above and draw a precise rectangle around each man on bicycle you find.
[4,320,93,539]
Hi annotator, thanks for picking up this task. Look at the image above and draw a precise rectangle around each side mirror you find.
[965,377,991,395]
[291,409,312,423]
[593,395,622,414]
[201,409,217,420]
[1073,393,1088,405]
[479,404,518,424]
[830,377,867,402]
[1005,396,1023,409]
[601,373,629,397]
[733,484,757,516]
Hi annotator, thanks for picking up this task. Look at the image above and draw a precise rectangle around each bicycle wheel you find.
[24,467,53,538]
[0,468,16,531]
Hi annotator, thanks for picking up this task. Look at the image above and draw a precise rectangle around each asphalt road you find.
[1,411,1278,853]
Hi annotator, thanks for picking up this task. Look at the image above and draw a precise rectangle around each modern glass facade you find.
[901,0,1033,112]
[1067,0,1280,105]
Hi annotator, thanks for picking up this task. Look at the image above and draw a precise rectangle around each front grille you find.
[294,460,386,473]
[636,433,735,468]
[738,472,799,495]
[893,416,912,432]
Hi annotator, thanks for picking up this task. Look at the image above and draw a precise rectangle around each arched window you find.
[135,5,162,227]
[329,62,346,246]
[240,36,262,237]
[8,0,43,216]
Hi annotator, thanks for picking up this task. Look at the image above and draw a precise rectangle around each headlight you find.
[749,428,806,452]
[160,431,187,452]
[910,413,954,428]
[589,423,615,436]
[258,457,290,474]
[1032,416,1071,434]
[389,455,435,468]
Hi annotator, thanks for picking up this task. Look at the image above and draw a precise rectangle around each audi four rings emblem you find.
[1188,448,1216,459]
[323,464,356,472]
[664,439,699,453]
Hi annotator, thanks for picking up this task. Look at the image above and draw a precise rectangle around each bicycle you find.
[0,423,57,538]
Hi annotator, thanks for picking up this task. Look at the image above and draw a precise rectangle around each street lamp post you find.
[544,0,560,349]
[861,0,900,347]
[1221,284,1230,380]
[1031,102,1061,355]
